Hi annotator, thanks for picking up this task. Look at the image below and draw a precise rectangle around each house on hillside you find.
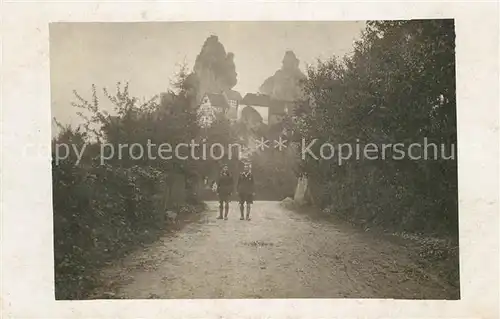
[224,90,242,121]
[197,91,243,128]
[197,93,229,128]
[201,93,230,113]
[157,89,242,128]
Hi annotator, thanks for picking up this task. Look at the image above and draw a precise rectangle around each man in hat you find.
[237,163,255,220]
[216,164,233,220]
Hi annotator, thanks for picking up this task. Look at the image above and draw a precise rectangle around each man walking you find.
[237,163,255,221]
[216,164,233,220]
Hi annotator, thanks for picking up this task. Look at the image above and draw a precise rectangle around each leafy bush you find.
[290,20,459,289]
[293,20,458,236]
[250,146,299,200]
[52,150,175,298]
[52,77,206,299]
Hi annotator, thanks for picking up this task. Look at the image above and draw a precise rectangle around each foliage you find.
[293,20,458,236]
[52,69,208,299]
[250,146,300,200]
[52,150,170,299]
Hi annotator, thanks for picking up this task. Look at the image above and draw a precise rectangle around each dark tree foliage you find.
[52,70,208,299]
[293,20,458,235]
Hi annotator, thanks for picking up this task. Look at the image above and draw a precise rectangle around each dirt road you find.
[91,201,456,299]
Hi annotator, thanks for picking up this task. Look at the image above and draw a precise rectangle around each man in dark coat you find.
[216,164,233,220]
[237,163,255,220]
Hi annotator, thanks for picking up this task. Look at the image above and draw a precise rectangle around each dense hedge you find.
[293,20,458,237]
[53,156,165,299]
[51,120,206,299]
[250,147,299,201]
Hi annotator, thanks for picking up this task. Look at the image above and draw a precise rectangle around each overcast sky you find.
[50,21,365,133]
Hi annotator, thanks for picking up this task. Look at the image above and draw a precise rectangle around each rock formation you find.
[259,51,306,102]
[192,35,240,102]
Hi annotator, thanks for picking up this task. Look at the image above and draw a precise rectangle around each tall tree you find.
[294,20,457,234]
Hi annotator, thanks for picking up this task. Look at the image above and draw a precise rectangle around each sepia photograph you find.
[2,0,500,317]
[48,20,461,301]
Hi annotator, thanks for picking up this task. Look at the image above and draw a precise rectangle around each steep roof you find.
[241,93,272,107]
[204,93,230,109]
[225,90,243,101]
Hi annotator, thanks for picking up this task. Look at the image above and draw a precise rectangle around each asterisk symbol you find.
[274,136,288,151]
[254,137,269,151]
